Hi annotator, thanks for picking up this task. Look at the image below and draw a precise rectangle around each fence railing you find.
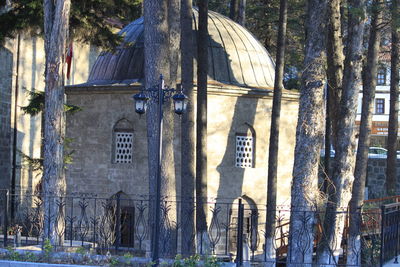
[0,191,396,266]
[380,202,400,265]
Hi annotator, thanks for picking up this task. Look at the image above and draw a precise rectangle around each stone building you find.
[1,9,299,256]
[64,9,299,242]
[0,36,99,195]
[65,10,299,205]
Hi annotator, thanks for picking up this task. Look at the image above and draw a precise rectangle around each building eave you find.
[65,83,299,101]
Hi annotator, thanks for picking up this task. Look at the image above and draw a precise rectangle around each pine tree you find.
[287,0,327,265]
[180,0,196,255]
[0,0,142,48]
[196,0,209,253]
[265,0,287,264]
[318,0,366,264]
[42,0,71,245]
[347,1,382,264]
[386,0,400,195]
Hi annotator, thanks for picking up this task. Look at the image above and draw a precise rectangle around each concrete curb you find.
[0,260,99,267]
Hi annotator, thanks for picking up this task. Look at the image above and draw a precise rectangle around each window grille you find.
[236,136,253,168]
[375,98,385,114]
[377,68,386,85]
[114,132,133,163]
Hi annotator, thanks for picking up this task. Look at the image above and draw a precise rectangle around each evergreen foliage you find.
[21,90,81,116]
[0,0,43,41]
[21,90,44,116]
[0,0,142,48]
[19,90,78,175]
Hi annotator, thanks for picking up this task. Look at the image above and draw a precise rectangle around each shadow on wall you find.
[215,96,259,202]
[0,45,13,190]
[193,12,264,204]
[204,29,261,203]
[17,36,42,195]
[27,37,39,194]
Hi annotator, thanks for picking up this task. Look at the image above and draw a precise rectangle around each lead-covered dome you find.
[87,9,275,89]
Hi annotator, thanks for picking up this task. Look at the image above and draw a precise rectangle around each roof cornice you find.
[65,83,299,101]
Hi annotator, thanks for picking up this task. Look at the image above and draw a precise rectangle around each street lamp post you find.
[133,75,188,264]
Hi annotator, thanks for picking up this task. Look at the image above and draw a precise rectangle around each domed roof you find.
[87,9,275,89]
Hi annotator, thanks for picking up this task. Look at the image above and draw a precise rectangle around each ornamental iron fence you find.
[380,202,400,265]
[0,190,396,266]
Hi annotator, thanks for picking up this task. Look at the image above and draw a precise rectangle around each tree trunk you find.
[286,0,327,265]
[196,0,209,254]
[324,0,344,182]
[326,0,344,148]
[229,0,238,21]
[265,0,287,265]
[263,0,273,52]
[180,0,195,256]
[42,0,71,246]
[318,0,366,265]
[347,2,382,264]
[169,0,180,85]
[386,0,400,196]
[0,0,11,14]
[143,0,174,258]
[237,0,246,26]
[167,0,181,255]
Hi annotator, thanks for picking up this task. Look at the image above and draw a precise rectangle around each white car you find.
[321,146,400,159]
[367,147,400,159]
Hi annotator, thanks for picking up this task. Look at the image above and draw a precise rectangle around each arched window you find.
[235,123,255,168]
[113,119,134,164]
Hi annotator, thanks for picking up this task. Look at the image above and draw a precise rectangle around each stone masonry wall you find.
[65,86,299,207]
[0,35,99,194]
[366,158,400,199]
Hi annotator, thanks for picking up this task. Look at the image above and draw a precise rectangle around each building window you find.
[375,98,385,114]
[377,68,386,85]
[113,118,134,164]
[114,132,133,163]
[235,135,253,168]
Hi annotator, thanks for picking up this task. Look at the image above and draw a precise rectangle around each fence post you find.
[380,205,385,267]
[395,205,399,264]
[70,198,73,247]
[115,193,121,251]
[236,199,244,267]
[4,190,8,248]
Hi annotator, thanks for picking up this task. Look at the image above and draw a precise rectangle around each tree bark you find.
[265,0,287,265]
[169,0,180,85]
[42,0,71,245]
[167,0,181,255]
[180,0,195,255]
[143,0,175,257]
[196,0,209,253]
[347,2,382,264]
[237,0,246,26]
[318,0,366,265]
[286,0,327,265]
[386,0,400,196]
[324,0,344,182]
[229,0,238,21]
[263,0,273,52]
[0,0,11,15]
[326,0,344,148]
